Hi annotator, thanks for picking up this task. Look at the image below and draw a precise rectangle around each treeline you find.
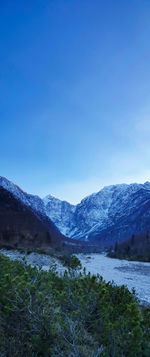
[108,232,150,262]
[0,254,150,356]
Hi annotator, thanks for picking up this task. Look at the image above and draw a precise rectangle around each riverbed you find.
[76,253,150,305]
[0,249,149,305]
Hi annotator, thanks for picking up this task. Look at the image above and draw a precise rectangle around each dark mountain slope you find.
[0,186,97,253]
[2,176,150,248]
[0,186,65,250]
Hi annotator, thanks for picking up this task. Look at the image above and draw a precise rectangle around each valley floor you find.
[0,249,149,305]
[76,253,150,306]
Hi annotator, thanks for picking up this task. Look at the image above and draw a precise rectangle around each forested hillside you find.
[108,232,150,262]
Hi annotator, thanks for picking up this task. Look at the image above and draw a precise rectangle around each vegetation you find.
[108,233,150,262]
[58,254,82,270]
[0,253,150,356]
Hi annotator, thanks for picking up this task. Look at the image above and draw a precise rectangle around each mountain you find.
[1,177,150,247]
[0,176,46,217]
[0,178,96,252]
[44,182,150,246]
[43,195,76,236]
[0,186,65,250]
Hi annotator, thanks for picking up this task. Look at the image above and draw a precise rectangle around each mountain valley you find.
[1,176,150,248]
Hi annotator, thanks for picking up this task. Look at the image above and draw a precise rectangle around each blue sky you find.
[1,0,150,203]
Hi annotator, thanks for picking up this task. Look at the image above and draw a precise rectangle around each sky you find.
[1,0,150,203]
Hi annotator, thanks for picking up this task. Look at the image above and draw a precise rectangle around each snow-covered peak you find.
[42,181,150,241]
[43,194,75,206]
[43,194,75,236]
[80,183,142,203]
[1,176,150,243]
[43,194,59,206]
[0,176,46,217]
[144,181,150,189]
[0,176,28,202]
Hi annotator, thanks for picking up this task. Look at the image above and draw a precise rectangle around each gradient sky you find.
[1,0,150,203]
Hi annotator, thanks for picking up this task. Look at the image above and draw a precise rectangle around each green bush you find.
[0,253,149,356]
[59,254,82,270]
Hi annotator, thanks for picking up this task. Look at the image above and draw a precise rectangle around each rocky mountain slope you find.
[44,182,150,246]
[43,195,76,236]
[0,186,64,250]
[0,179,95,252]
[1,177,150,247]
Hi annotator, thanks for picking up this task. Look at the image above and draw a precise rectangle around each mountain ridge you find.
[1,176,150,246]
[0,185,64,250]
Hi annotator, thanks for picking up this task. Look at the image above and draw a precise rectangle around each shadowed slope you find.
[0,187,98,253]
[0,186,65,250]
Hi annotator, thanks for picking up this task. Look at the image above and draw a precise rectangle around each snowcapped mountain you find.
[43,182,150,245]
[43,195,75,236]
[0,176,46,217]
[1,176,150,246]
[0,185,65,250]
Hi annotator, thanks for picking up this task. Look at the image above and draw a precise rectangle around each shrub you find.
[0,253,149,356]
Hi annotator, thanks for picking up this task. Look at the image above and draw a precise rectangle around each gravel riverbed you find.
[76,253,150,305]
[0,249,149,305]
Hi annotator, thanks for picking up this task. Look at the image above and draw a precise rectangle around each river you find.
[0,249,149,305]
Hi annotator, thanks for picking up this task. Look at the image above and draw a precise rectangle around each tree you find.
[114,241,118,252]
[131,234,135,245]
